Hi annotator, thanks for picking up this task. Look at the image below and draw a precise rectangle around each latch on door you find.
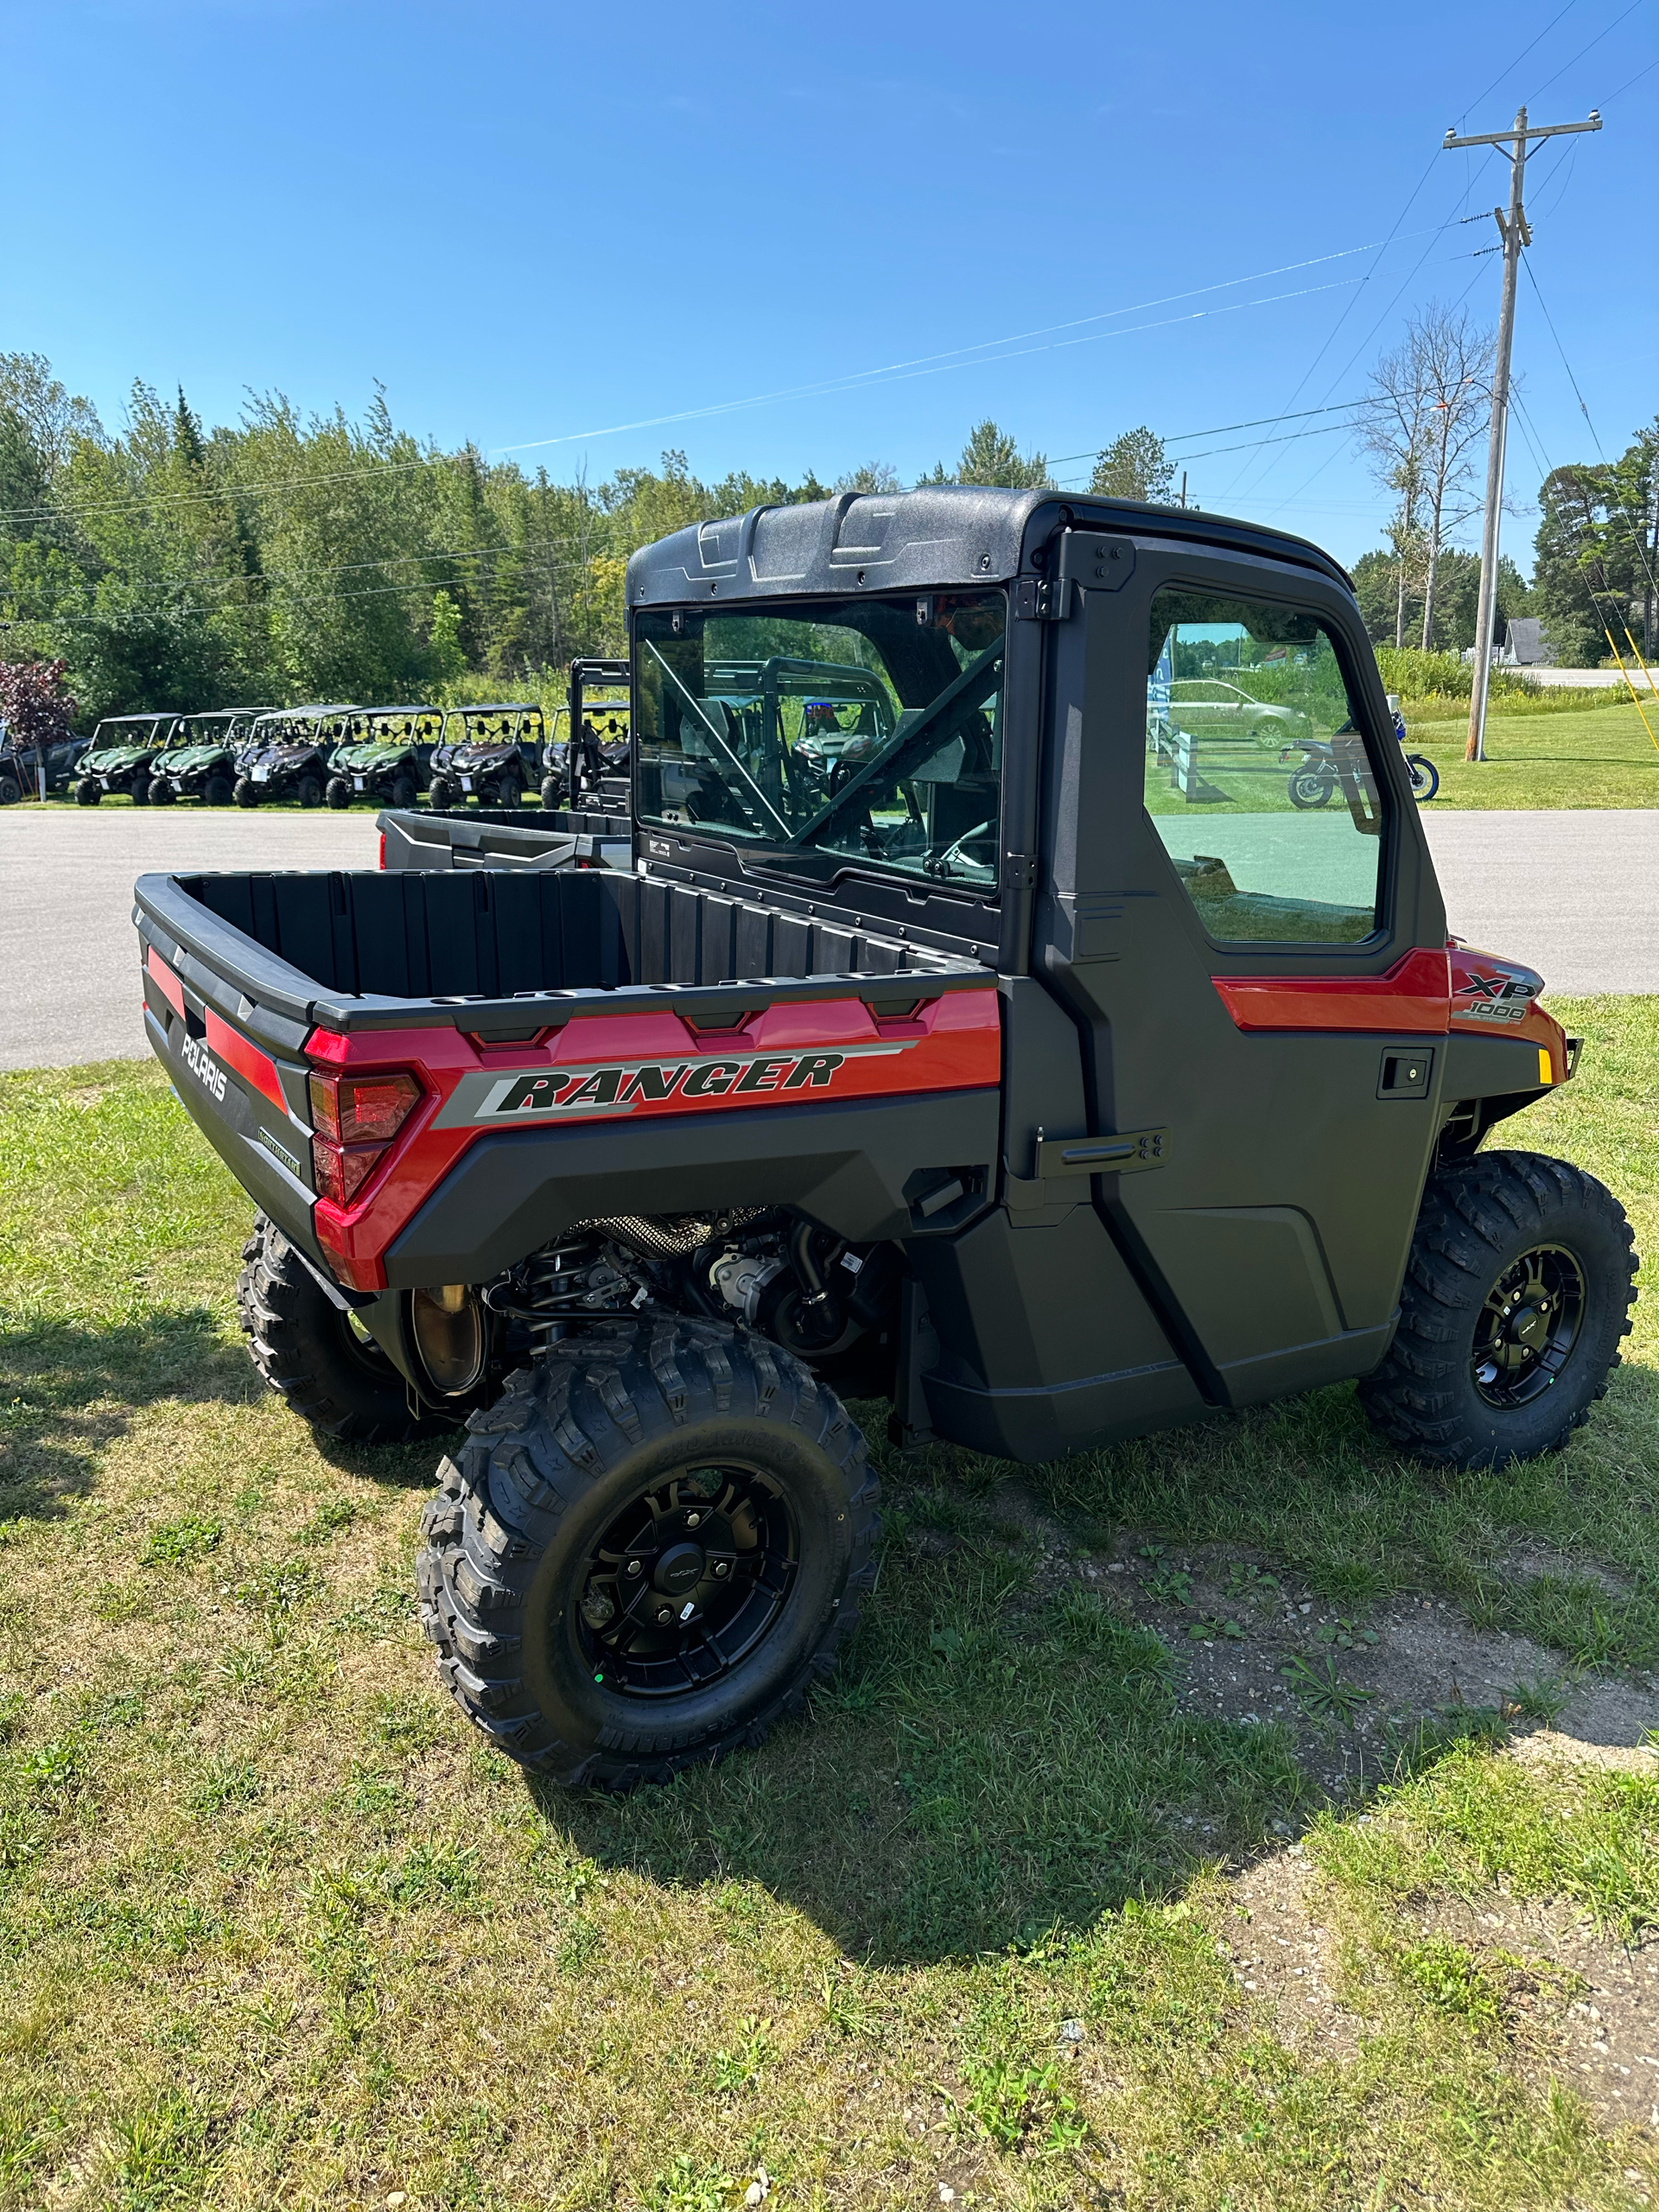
[1376,1047,1433,1100]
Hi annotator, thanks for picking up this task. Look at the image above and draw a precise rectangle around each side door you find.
[1034,531,1449,1408]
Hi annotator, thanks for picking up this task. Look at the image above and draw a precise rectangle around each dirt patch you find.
[1072,1535,1658,1792]
[1423,1890,1659,2134]
[1220,1846,1363,2057]
[1492,1544,1634,1598]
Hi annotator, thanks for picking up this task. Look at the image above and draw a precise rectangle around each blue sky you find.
[5,0,1656,571]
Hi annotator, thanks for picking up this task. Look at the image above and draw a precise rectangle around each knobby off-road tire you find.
[297,773,323,809]
[0,773,22,807]
[238,1212,454,1445]
[75,777,100,805]
[1359,1150,1637,1469]
[390,773,419,811]
[427,773,461,810]
[326,776,352,810]
[417,1321,880,1789]
[233,776,259,808]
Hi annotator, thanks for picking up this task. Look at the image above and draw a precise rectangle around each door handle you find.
[1033,1127,1169,1178]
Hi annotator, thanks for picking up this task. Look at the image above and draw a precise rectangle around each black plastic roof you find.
[626,484,1353,607]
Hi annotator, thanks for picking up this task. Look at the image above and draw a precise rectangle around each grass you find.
[1403,699,1659,810]
[0,1001,1655,2208]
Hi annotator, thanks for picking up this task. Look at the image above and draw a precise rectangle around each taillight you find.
[308,1069,422,1206]
[378,832,386,869]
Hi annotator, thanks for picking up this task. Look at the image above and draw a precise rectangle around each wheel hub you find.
[1472,1244,1585,1407]
[577,1465,798,1699]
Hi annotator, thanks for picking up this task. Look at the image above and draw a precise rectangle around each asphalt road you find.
[0,805,1655,1073]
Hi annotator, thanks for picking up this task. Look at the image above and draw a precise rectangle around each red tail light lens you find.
[308,1069,423,1209]
[378,833,386,870]
[308,1071,421,1145]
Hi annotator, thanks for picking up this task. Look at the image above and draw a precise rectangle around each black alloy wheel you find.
[1471,1243,1586,1408]
[576,1461,798,1699]
[418,1320,878,1789]
[1359,1150,1637,1467]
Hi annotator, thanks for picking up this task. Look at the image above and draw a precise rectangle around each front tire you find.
[417,1322,879,1789]
[390,772,418,810]
[539,777,563,811]
[0,772,22,806]
[326,776,352,810]
[1359,1151,1637,1468]
[238,1212,454,1444]
[76,777,101,806]
[1407,753,1440,802]
[428,773,461,810]
[234,776,259,808]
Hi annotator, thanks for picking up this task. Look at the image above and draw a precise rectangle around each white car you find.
[1167,680,1307,740]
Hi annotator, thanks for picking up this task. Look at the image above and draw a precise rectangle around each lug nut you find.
[626,1559,642,1575]
[656,1605,672,1624]
[713,1560,729,1579]
[684,1511,701,1528]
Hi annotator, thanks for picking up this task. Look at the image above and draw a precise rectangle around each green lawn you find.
[1407,702,1659,810]
[0,1009,1655,2209]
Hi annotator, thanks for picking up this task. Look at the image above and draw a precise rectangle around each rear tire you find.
[390,773,418,811]
[202,772,234,807]
[76,778,101,806]
[237,1212,455,1445]
[1287,767,1332,808]
[417,1322,879,1789]
[297,773,323,809]
[233,776,259,808]
[130,775,151,806]
[1359,1150,1637,1468]
[326,776,352,810]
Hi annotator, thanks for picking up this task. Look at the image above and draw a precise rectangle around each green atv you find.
[73,713,180,804]
[325,707,443,810]
[147,709,262,806]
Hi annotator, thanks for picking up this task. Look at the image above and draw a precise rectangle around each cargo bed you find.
[377,804,632,873]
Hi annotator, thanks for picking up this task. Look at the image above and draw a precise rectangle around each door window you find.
[1145,588,1386,945]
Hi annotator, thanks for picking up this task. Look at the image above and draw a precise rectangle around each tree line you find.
[5,327,1649,725]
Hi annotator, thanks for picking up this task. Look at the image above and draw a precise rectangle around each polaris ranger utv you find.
[428,704,547,810]
[148,709,261,805]
[75,713,179,804]
[233,706,357,808]
[325,708,443,810]
[135,486,1637,1792]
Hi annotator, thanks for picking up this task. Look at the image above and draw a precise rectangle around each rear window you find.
[634,593,1006,890]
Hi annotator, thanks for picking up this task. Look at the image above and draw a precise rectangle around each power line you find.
[1529,0,1646,99]
[1461,0,1582,120]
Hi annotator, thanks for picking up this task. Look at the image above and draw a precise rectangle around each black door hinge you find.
[1034,1127,1169,1179]
[1001,849,1037,888]
[1013,575,1075,622]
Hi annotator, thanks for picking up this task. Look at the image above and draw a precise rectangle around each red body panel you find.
[308,987,1002,1292]
[145,946,186,1020]
[1211,947,1452,1034]
[203,1007,287,1115]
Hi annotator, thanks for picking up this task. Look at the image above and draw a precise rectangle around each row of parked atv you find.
[67,663,632,811]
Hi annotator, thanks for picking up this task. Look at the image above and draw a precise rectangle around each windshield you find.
[635,591,1005,887]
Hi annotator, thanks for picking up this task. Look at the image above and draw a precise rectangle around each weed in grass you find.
[109,2090,214,2211]
[707,2017,776,2094]
[556,1916,601,1975]
[1280,1655,1376,1726]
[19,1739,81,1796]
[296,1497,355,1546]
[187,1757,259,1815]
[1145,1565,1194,1605]
[1502,1675,1572,1724]
[644,2157,744,2212]
[1395,1936,1505,2031]
[140,1514,222,1567]
[384,1839,478,1907]
[962,2049,1086,2152]
[371,1688,448,1755]
[1312,1616,1379,1649]
[233,1559,322,1616]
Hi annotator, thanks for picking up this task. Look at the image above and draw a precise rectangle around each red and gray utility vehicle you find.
[135,486,1637,1790]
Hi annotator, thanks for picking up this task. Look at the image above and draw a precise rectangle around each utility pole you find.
[1442,104,1601,761]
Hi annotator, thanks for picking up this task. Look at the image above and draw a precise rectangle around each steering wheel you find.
[929,818,997,879]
